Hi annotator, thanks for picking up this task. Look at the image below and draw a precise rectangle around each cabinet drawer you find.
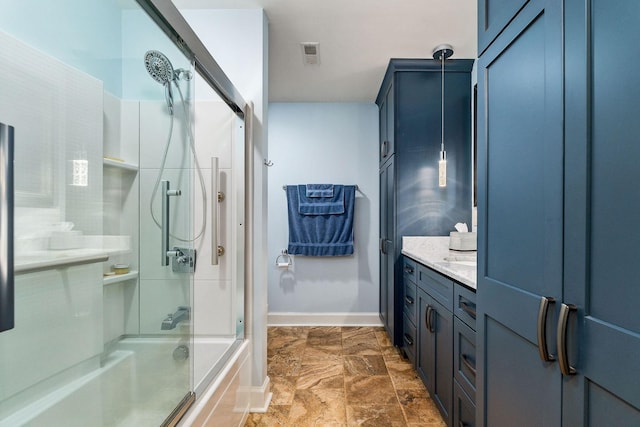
[404,281,417,326]
[454,284,477,330]
[418,265,454,311]
[403,257,417,283]
[402,314,417,364]
[453,378,476,427]
[454,317,477,401]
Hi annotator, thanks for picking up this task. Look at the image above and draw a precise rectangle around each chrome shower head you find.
[144,50,175,85]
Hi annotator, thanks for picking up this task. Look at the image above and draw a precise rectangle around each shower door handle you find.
[161,180,181,266]
[211,157,224,265]
[0,122,15,333]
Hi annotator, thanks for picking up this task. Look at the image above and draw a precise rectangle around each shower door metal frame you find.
[135,0,247,117]
[135,1,250,425]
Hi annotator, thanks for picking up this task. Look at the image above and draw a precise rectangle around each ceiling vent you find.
[301,42,320,65]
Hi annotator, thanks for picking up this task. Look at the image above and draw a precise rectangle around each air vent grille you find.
[300,42,320,65]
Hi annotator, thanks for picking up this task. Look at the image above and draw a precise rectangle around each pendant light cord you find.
[441,51,445,153]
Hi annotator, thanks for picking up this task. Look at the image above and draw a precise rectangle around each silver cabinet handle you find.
[404,265,414,274]
[461,353,477,376]
[161,180,181,266]
[425,305,432,331]
[0,122,15,333]
[460,300,477,319]
[381,140,388,158]
[537,296,556,362]
[429,305,436,333]
[403,333,414,346]
[405,295,414,305]
[557,303,577,375]
[380,238,386,255]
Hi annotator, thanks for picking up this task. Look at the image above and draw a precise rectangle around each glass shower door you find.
[0,1,197,425]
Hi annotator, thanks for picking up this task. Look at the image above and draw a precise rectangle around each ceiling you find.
[176,0,477,102]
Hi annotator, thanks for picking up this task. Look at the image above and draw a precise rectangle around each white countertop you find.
[401,236,477,290]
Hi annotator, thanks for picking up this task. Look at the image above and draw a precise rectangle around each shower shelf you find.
[103,157,138,172]
[103,270,138,286]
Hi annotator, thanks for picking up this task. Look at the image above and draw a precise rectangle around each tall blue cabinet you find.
[377,59,473,346]
[477,0,640,425]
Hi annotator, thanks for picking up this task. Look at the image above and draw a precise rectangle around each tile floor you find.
[244,326,446,426]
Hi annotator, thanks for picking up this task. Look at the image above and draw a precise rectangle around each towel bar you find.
[282,184,359,191]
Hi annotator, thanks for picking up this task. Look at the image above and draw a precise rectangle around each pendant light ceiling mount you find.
[432,44,454,61]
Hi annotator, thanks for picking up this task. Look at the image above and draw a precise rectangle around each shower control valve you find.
[170,246,196,273]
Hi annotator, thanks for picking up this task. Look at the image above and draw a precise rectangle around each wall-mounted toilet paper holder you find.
[275,249,292,268]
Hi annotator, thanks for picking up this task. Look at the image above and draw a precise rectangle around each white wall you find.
[267,103,380,324]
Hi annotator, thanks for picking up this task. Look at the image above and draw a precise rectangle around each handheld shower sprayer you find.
[143,50,207,245]
[144,50,192,114]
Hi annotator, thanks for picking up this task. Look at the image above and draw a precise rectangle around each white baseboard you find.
[249,376,272,413]
[267,312,383,327]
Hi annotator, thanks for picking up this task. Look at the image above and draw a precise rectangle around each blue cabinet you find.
[379,157,396,341]
[477,0,640,425]
[377,59,473,346]
[417,287,453,426]
[406,256,477,427]
[562,0,640,424]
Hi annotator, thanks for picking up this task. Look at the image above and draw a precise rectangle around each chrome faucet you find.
[161,306,190,330]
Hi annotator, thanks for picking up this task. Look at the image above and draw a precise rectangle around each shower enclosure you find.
[0,1,247,426]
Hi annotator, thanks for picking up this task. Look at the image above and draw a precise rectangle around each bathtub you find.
[0,337,249,427]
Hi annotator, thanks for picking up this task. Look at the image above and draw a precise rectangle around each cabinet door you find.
[563,0,640,424]
[379,157,396,342]
[476,0,563,426]
[417,289,453,425]
[379,83,394,166]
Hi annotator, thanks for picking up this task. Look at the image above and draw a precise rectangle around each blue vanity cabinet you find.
[416,263,454,425]
[401,257,418,363]
[417,286,453,426]
[377,59,473,346]
[477,0,640,425]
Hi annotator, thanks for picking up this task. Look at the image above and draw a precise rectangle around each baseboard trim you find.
[249,376,272,413]
[267,312,383,327]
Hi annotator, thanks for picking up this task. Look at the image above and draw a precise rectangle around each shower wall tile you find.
[0,264,103,402]
[193,279,235,336]
[139,278,190,335]
[103,283,126,344]
[103,94,139,166]
[194,101,234,170]
[0,29,103,242]
[139,100,191,170]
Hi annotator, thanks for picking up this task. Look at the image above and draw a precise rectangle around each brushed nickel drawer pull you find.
[460,300,476,319]
[557,303,577,376]
[537,296,556,362]
[461,353,476,376]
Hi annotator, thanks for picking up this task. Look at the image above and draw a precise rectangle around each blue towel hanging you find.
[305,184,334,198]
[286,184,356,256]
[298,184,344,215]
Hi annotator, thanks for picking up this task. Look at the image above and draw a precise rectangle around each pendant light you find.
[433,44,453,188]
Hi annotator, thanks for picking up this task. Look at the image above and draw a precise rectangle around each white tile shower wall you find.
[0,29,103,248]
[102,93,140,341]
[0,263,103,404]
[192,101,236,337]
